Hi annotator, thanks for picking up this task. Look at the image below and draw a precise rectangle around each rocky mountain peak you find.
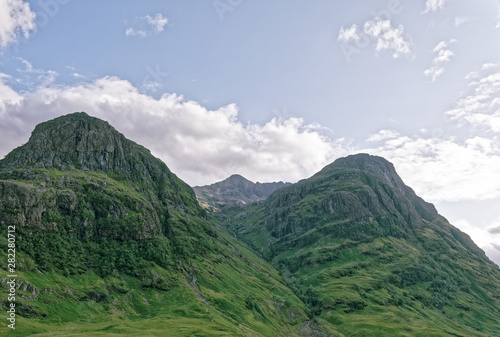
[0,112,147,173]
[193,175,290,210]
[313,153,438,222]
[317,153,402,189]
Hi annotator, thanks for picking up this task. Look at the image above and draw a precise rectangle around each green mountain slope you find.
[0,112,320,336]
[223,154,500,336]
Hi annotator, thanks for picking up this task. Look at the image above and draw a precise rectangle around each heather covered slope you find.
[223,154,500,336]
[0,112,321,336]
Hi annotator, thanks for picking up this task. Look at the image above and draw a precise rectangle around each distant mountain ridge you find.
[193,174,290,210]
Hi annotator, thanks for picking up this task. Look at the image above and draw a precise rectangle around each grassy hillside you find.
[0,224,313,336]
[223,154,500,336]
[0,113,320,336]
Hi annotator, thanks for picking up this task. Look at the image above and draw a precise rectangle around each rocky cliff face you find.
[0,112,212,260]
[193,174,290,210]
[0,112,195,210]
[264,154,438,241]
[1,111,139,173]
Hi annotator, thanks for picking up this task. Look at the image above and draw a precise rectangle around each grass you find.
[0,221,313,336]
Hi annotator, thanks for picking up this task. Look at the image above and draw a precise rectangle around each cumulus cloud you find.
[0,75,350,186]
[337,19,412,61]
[366,129,401,142]
[423,0,448,13]
[366,130,500,202]
[482,63,498,70]
[0,0,36,49]
[125,13,168,37]
[338,24,359,43]
[0,73,22,112]
[424,40,456,82]
[363,19,411,58]
[145,13,168,32]
[446,69,500,132]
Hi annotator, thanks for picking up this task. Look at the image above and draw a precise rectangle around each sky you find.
[0,0,500,265]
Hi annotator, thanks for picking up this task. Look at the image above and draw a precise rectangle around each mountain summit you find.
[2,112,158,174]
[194,174,290,210]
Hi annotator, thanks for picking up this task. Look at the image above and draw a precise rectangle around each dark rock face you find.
[263,154,438,243]
[193,174,290,210]
[2,112,152,174]
[320,154,438,222]
[0,112,207,242]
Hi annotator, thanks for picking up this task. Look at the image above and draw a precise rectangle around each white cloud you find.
[454,16,473,27]
[125,27,147,38]
[366,129,401,142]
[15,57,59,89]
[363,19,411,58]
[366,130,500,202]
[145,13,168,33]
[125,13,168,38]
[423,0,448,13]
[0,75,350,185]
[465,71,479,80]
[0,73,22,114]
[0,0,36,49]
[482,63,498,70]
[446,71,500,132]
[338,24,359,43]
[434,49,454,63]
[424,40,456,82]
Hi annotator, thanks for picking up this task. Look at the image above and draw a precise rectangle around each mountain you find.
[193,174,290,210]
[223,154,500,336]
[0,112,324,336]
[2,113,500,336]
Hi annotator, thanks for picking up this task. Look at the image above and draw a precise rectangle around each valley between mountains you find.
[1,112,500,336]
